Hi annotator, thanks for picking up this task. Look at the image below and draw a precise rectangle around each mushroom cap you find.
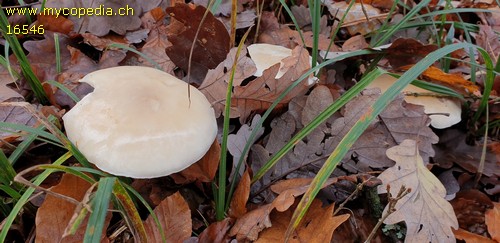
[247,43,318,85]
[62,66,218,178]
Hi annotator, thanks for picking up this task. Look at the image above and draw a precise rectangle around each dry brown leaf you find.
[450,189,494,236]
[171,140,221,184]
[232,46,312,123]
[198,218,233,243]
[378,139,458,243]
[228,115,264,180]
[270,177,338,212]
[323,0,386,35]
[36,14,74,35]
[138,8,176,74]
[144,191,192,242]
[342,35,369,52]
[434,129,500,176]
[385,38,438,68]
[476,25,500,64]
[398,65,480,94]
[24,32,71,83]
[257,200,349,242]
[485,202,500,241]
[81,33,128,51]
[228,170,251,219]
[230,177,338,241]
[229,203,274,241]
[35,173,109,243]
[0,65,22,102]
[199,46,256,118]
[166,3,230,83]
[452,228,496,243]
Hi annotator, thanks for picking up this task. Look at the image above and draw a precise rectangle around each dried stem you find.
[364,184,411,243]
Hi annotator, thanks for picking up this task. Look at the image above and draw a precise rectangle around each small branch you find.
[364,184,411,243]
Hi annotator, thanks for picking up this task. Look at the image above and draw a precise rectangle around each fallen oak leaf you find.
[378,139,458,243]
[231,45,313,123]
[485,202,500,242]
[256,200,349,243]
[166,3,230,83]
[143,191,192,242]
[229,177,338,241]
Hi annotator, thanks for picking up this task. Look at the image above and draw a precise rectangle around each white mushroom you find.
[62,66,218,178]
[247,43,318,85]
[367,74,462,129]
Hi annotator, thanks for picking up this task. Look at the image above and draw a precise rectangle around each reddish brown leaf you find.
[198,218,233,243]
[229,203,274,241]
[171,140,221,184]
[35,173,110,243]
[166,3,230,82]
[451,189,493,236]
[270,178,338,212]
[485,202,500,241]
[228,170,251,218]
[453,228,496,243]
[257,200,349,243]
[229,177,338,241]
[144,191,192,242]
[232,46,312,123]
[36,15,74,35]
[386,38,438,69]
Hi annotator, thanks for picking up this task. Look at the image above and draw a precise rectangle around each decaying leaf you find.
[35,173,110,242]
[144,191,192,242]
[228,170,251,219]
[378,139,458,243]
[323,0,387,35]
[385,38,438,69]
[485,202,500,242]
[230,177,338,241]
[199,46,256,118]
[256,200,349,243]
[232,46,312,123]
[166,3,230,83]
[453,228,496,243]
[228,115,264,180]
[0,65,22,102]
[198,218,233,243]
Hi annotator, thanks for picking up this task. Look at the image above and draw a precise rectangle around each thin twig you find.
[364,184,411,243]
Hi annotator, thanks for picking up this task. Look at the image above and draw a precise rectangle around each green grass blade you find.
[286,42,477,239]
[252,67,386,183]
[113,181,150,242]
[231,49,375,186]
[217,27,252,220]
[0,150,16,186]
[45,80,80,103]
[372,0,431,46]
[54,34,62,74]
[107,43,161,70]
[84,177,115,243]
[0,151,72,242]
[122,182,166,243]
[0,8,48,103]
[0,122,61,144]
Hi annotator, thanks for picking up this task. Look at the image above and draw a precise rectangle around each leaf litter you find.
[0,0,498,242]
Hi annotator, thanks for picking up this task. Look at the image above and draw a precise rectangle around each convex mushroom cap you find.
[62,66,217,178]
[247,43,318,85]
